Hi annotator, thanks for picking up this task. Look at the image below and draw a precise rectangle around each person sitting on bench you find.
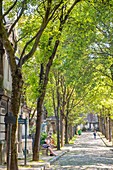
[42,133,57,156]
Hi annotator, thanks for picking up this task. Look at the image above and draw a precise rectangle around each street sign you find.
[18,118,27,124]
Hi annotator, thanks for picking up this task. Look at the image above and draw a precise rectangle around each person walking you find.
[93,130,96,139]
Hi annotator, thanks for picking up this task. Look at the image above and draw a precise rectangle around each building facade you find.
[0,40,12,164]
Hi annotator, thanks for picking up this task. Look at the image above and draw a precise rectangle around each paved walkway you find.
[0,132,113,170]
[47,132,113,170]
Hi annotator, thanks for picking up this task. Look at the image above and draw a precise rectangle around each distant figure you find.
[42,133,57,156]
[77,125,82,135]
[78,129,82,135]
[93,130,96,139]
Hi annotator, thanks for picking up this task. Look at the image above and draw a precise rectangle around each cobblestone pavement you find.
[46,132,113,170]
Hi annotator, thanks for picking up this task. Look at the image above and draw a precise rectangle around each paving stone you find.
[0,132,113,170]
[48,132,113,170]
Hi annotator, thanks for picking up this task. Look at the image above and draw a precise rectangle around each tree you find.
[0,0,65,169]
[1,0,111,168]
[32,0,83,160]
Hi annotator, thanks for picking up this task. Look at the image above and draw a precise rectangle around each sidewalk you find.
[0,132,112,170]
[0,145,71,170]
[18,147,69,170]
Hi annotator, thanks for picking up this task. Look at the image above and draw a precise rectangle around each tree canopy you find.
[1,0,113,169]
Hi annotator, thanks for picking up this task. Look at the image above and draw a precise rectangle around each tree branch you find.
[48,0,63,22]
[3,0,18,17]
[69,91,88,112]
[19,0,66,67]
[19,33,38,62]
[0,24,17,73]
[29,108,36,125]
[63,0,81,24]
[18,0,54,67]
[8,0,26,36]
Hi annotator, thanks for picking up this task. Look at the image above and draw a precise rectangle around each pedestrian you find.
[78,129,82,135]
[93,130,96,139]
[42,133,57,156]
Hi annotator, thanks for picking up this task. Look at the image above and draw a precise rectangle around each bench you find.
[40,146,49,156]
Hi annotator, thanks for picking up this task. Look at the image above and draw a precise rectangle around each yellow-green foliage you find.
[52,133,57,146]
[69,135,77,144]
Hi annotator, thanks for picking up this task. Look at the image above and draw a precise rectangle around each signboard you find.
[18,118,27,124]
[4,115,16,124]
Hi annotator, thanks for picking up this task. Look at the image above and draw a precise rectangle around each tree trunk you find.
[105,116,109,140]
[56,76,60,150]
[109,116,112,142]
[65,116,68,144]
[111,120,113,146]
[10,71,23,170]
[98,115,102,133]
[102,117,105,135]
[10,125,18,170]
[69,125,73,140]
[60,114,65,147]
[33,98,42,161]
[56,115,60,150]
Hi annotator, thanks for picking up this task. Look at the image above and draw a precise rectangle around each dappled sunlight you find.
[48,132,113,170]
[53,164,113,170]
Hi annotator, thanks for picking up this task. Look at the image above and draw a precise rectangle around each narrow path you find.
[47,132,113,170]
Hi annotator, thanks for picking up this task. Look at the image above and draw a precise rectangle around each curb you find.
[44,150,68,169]
[49,151,67,165]
[97,132,113,147]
